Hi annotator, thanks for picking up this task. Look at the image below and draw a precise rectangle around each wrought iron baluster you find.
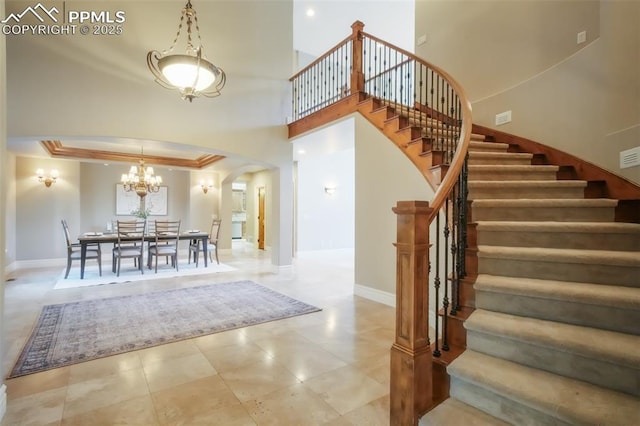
[442,197,450,352]
[433,213,441,358]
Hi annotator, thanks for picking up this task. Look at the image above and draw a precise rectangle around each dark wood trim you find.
[287,92,367,139]
[40,140,225,169]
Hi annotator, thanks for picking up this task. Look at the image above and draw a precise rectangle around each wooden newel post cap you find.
[351,21,365,35]
[392,200,431,215]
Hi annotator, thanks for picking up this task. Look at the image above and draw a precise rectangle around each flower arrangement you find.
[130,207,151,219]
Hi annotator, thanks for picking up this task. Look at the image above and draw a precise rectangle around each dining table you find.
[77,230,210,279]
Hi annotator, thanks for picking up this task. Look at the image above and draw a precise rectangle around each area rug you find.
[53,261,236,290]
[9,281,321,378]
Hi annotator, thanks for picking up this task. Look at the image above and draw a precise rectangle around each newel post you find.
[350,20,365,94]
[390,201,433,426]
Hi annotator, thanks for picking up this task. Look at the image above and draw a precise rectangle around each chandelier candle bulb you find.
[121,149,162,198]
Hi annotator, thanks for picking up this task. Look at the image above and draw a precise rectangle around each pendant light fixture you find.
[147,1,226,102]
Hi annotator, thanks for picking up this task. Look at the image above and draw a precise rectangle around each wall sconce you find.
[324,185,337,195]
[36,169,59,187]
[200,179,214,194]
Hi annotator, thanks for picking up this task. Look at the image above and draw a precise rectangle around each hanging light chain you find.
[162,6,187,55]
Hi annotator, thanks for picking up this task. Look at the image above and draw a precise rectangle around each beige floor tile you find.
[303,365,389,415]
[138,340,201,365]
[192,328,249,352]
[143,352,217,393]
[63,368,150,418]
[253,332,348,381]
[353,352,391,387]
[2,387,67,426]
[68,351,142,384]
[340,394,390,425]
[6,367,70,400]
[220,358,301,402]
[169,404,258,426]
[243,383,340,426]
[201,342,272,373]
[151,375,242,425]
[60,394,159,425]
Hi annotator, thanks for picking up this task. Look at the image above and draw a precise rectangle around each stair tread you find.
[475,221,640,233]
[469,151,532,158]
[474,274,640,310]
[465,309,640,368]
[420,398,510,426]
[477,245,640,266]
[468,180,587,187]
[471,198,618,207]
[469,141,508,150]
[448,350,640,425]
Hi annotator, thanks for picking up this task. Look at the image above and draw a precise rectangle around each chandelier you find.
[147,0,226,102]
[121,150,162,198]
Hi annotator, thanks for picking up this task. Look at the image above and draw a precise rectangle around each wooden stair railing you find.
[288,22,472,425]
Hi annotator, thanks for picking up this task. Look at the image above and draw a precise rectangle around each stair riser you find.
[468,170,558,181]
[468,187,585,200]
[475,290,640,336]
[477,230,640,251]
[478,257,640,287]
[466,330,639,396]
[471,206,615,222]
[449,377,567,425]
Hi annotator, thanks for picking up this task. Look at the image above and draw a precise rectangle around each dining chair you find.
[113,219,146,276]
[148,220,181,273]
[110,219,141,272]
[189,219,221,266]
[61,219,101,279]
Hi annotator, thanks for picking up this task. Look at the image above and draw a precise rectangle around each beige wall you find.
[4,154,15,269]
[415,0,639,184]
[1,0,7,415]
[354,115,434,295]
[13,157,214,262]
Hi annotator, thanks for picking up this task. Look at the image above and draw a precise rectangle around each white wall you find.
[297,147,355,251]
[294,118,355,251]
[294,0,415,57]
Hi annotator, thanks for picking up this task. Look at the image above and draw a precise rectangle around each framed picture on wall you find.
[115,184,168,216]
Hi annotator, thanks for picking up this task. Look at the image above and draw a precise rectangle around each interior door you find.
[258,187,265,250]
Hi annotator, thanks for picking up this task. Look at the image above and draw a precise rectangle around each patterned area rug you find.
[9,281,321,378]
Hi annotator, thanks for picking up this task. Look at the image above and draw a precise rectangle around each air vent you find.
[620,147,640,169]
[495,110,512,126]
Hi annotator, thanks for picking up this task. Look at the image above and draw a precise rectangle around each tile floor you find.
[1,243,395,425]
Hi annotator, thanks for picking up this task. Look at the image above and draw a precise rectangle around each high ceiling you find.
[5,0,414,172]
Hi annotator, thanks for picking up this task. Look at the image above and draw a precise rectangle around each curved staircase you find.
[420,130,640,425]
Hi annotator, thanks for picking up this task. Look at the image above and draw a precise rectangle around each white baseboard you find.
[14,258,65,270]
[0,384,6,422]
[354,284,396,307]
[5,261,17,274]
